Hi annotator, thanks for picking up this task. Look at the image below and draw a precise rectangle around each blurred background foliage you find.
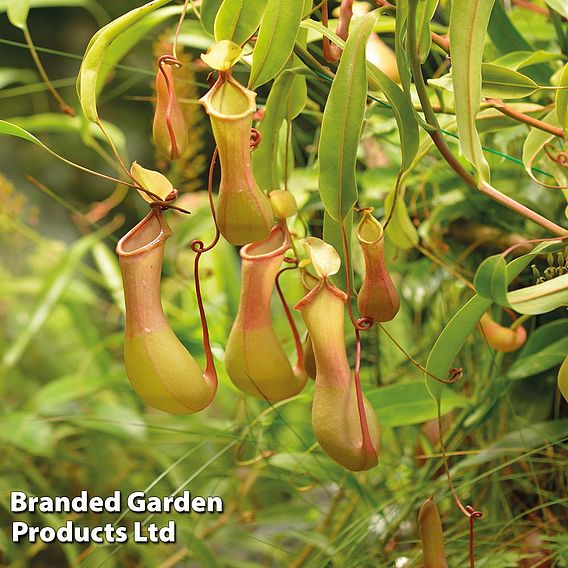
[0,0,567,566]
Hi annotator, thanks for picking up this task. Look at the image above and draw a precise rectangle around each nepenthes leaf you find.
[248,0,304,89]
[318,11,376,222]
[77,0,170,123]
[450,0,494,183]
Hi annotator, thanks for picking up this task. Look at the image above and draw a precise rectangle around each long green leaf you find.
[94,5,182,95]
[253,68,308,190]
[494,50,564,71]
[394,0,412,96]
[415,0,438,63]
[430,63,540,99]
[507,320,568,380]
[507,273,568,315]
[368,65,419,172]
[214,0,267,45]
[200,0,223,35]
[450,0,494,183]
[426,241,563,400]
[7,113,126,150]
[77,0,170,123]
[0,119,46,147]
[318,11,376,221]
[248,0,303,89]
[556,63,568,139]
[480,63,539,98]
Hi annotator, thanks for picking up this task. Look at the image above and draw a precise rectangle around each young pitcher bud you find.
[418,497,448,568]
[225,224,307,400]
[153,61,188,160]
[295,275,380,471]
[268,190,298,220]
[479,313,527,353]
[116,208,216,414]
[558,354,568,403]
[356,210,400,323]
[200,72,273,244]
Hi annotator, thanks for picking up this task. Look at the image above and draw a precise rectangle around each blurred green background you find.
[1,1,568,566]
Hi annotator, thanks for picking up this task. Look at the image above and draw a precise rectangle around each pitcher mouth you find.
[116,207,172,257]
[199,73,256,122]
[356,212,384,245]
[240,223,289,261]
[294,278,348,311]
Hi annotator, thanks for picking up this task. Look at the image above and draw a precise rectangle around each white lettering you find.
[10,492,28,513]
[208,496,223,513]
[192,496,205,513]
[12,522,28,541]
[127,492,146,513]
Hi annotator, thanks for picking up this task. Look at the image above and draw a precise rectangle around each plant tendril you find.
[190,148,221,384]
[275,257,305,371]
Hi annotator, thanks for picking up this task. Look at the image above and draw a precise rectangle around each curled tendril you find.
[446,367,463,383]
[355,317,373,330]
[464,505,483,568]
[158,54,183,69]
[250,128,262,150]
[187,148,221,390]
[465,505,483,519]
[190,147,220,254]
[544,144,568,167]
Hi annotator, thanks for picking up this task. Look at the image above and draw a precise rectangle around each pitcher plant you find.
[225,223,307,400]
[356,209,400,323]
[295,239,380,471]
[200,71,273,245]
[116,207,217,414]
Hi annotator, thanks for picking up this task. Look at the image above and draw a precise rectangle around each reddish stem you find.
[275,262,305,370]
[321,1,337,63]
[512,0,549,15]
[437,408,482,568]
[486,98,564,139]
[190,148,221,383]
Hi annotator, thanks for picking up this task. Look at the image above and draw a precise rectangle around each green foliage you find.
[1,0,568,566]
[450,0,494,183]
[318,11,376,221]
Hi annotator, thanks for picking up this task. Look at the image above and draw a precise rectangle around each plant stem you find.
[512,0,549,15]
[478,182,566,236]
[486,98,564,138]
[22,26,75,116]
[407,0,567,237]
